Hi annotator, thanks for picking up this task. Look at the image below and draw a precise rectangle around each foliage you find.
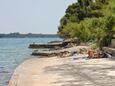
[90,43,99,50]
[58,0,115,48]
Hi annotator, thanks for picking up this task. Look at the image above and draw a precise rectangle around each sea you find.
[0,37,62,86]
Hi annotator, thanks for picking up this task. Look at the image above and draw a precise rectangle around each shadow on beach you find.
[44,59,115,86]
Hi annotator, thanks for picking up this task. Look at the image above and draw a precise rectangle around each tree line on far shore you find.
[58,0,115,49]
[0,33,58,38]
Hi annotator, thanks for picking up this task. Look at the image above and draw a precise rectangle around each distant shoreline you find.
[0,33,59,38]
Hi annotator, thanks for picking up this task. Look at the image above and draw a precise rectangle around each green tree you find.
[58,0,115,48]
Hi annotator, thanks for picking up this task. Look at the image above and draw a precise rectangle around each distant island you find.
[0,32,59,38]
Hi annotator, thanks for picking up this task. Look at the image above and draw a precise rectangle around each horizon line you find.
[0,32,57,34]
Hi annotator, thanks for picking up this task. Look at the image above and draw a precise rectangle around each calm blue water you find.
[0,38,62,86]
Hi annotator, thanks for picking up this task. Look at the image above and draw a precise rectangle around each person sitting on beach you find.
[87,49,95,59]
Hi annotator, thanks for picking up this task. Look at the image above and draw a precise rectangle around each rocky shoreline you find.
[8,52,115,86]
[8,40,115,86]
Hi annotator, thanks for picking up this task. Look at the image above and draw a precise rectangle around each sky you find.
[0,0,76,34]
